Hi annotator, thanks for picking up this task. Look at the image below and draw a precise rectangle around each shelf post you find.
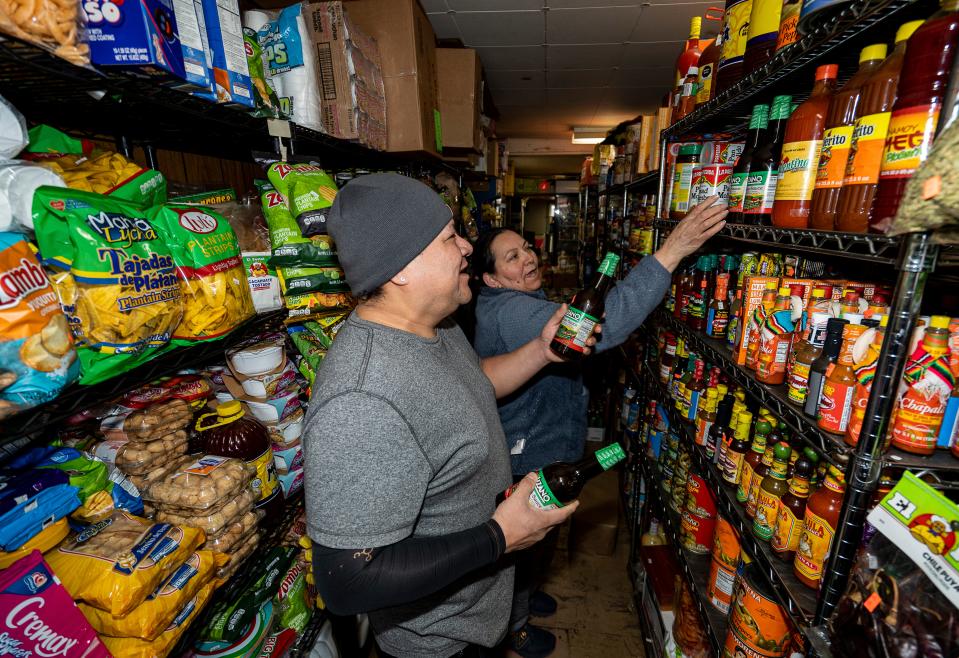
[814,231,939,624]
[655,134,668,220]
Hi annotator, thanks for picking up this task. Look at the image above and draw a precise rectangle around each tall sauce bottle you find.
[804,318,849,419]
[743,0,783,73]
[818,323,868,435]
[772,65,838,229]
[771,448,815,561]
[871,0,959,232]
[753,442,792,541]
[737,419,771,505]
[835,23,922,233]
[794,464,846,589]
[890,315,956,454]
[728,104,770,223]
[743,95,793,224]
[747,439,776,519]
[697,34,722,106]
[675,17,704,87]
[845,316,887,446]
[722,410,753,487]
[717,0,754,93]
[808,45,888,231]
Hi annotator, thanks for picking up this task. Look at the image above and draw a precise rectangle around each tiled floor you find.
[515,522,646,658]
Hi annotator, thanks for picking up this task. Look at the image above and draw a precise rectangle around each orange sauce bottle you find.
[845,316,887,447]
[746,282,780,370]
[890,315,956,454]
[771,64,838,229]
[794,464,845,589]
[818,323,867,435]
[808,44,887,231]
[756,285,803,385]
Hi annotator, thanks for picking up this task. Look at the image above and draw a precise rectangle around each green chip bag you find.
[277,266,348,296]
[147,205,255,345]
[32,187,183,384]
[269,235,338,267]
[266,163,337,237]
[259,181,301,249]
[244,28,281,118]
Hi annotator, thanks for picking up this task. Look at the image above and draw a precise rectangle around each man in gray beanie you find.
[303,173,586,658]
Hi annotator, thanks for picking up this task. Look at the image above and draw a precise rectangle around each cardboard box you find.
[344,0,439,154]
[636,116,656,175]
[437,48,482,152]
[570,469,620,556]
[307,2,386,148]
[736,276,780,364]
[200,0,254,107]
[87,0,211,91]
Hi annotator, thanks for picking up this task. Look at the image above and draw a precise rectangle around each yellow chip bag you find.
[45,511,205,617]
[147,205,255,345]
[101,580,217,658]
[81,550,228,640]
[32,187,183,384]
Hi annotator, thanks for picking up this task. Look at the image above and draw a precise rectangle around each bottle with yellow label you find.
[753,442,791,541]
[871,0,959,232]
[771,447,815,561]
[794,464,845,588]
[737,419,770,504]
[722,411,753,487]
[834,21,922,233]
[771,64,838,229]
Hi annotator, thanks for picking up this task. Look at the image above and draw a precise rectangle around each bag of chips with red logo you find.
[0,232,78,420]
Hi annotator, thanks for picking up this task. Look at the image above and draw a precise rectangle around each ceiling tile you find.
[545,88,602,106]
[631,3,718,41]
[546,0,643,6]
[621,40,684,66]
[454,11,545,47]
[486,69,547,89]
[475,46,545,71]
[547,68,612,88]
[448,0,544,9]
[421,0,448,13]
[547,44,623,70]
[494,88,548,107]
[610,65,674,87]
[428,13,461,40]
[547,6,641,44]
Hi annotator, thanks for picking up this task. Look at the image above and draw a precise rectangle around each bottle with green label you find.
[499,443,627,510]
[743,94,793,225]
[728,104,770,223]
[550,252,620,360]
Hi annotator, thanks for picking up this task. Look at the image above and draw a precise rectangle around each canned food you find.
[685,473,718,517]
[691,164,733,207]
[707,515,742,613]
[725,563,794,658]
[681,509,716,554]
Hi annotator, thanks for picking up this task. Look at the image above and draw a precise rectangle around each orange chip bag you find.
[46,511,205,617]
[80,550,228,640]
[0,232,78,419]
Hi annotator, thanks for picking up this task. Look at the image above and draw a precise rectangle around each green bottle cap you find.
[773,442,792,462]
[597,443,627,470]
[771,95,793,120]
[749,104,770,130]
[679,143,703,156]
[803,447,820,464]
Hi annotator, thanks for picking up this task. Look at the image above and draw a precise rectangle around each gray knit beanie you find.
[327,173,453,297]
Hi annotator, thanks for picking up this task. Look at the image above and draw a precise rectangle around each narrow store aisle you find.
[511,522,645,658]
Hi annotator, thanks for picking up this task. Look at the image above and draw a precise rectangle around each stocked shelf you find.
[0,310,286,453]
[641,457,728,655]
[665,0,933,137]
[654,311,959,484]
[641,361,818,630]
[599,170,662,199]
[0,36,450,169]
[654,220,903,265]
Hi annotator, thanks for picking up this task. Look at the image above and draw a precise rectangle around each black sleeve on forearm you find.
[311,519,507,615]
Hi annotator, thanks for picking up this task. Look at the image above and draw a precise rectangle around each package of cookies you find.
[204,510,261,554]
[155,488,256,537]
[45,510,205,617]
[143,455,254,512]
[32,188,183,385]
[100,394,193,442]
[0,232,79,420]
[110,429,191,475]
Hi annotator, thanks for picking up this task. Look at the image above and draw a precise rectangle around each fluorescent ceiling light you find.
[571,126,610,144]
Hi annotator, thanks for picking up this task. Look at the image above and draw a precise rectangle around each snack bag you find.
[149,204,255,344]
[195,599,275,658]
[274,557,312,632]
[0,551,110,658]
[102,580,217,658]
[243,253,283,314]
[243,27,281,118]
[32,187,183,384]
[266,163,337,237]
[284,291,352,323]
[0,517,69,569]
[0,232,78,419]
[259,182,301,249]
[45,511,205,617]
[269,234,338,267]
[81,550,228,640]
[277,265,349,296]
[0,471,80,551]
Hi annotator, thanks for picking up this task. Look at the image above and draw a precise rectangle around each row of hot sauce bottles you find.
[663,0,959,233]
[620,249,959,657]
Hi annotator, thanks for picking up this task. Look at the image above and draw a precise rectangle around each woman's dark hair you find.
[469,228,511,286]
